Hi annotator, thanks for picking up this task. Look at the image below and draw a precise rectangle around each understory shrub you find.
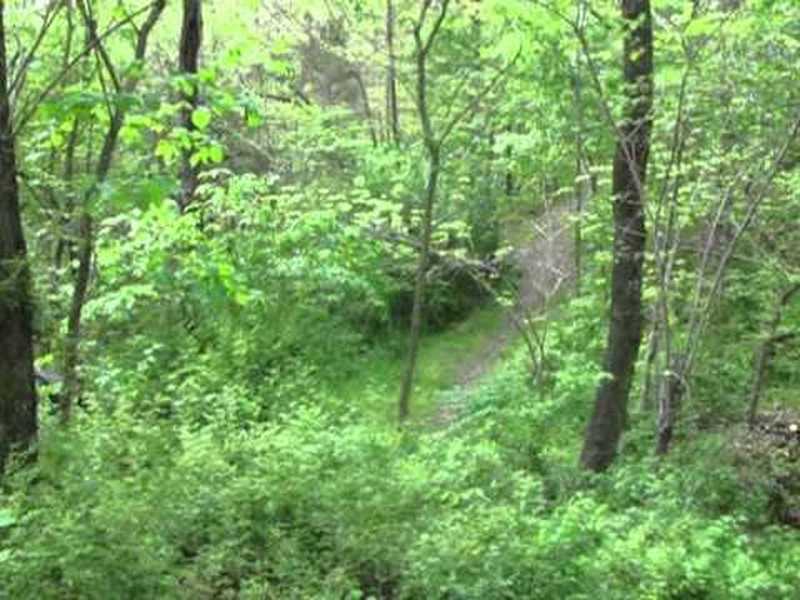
[3,375,799,599]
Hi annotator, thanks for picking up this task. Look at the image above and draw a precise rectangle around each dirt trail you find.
[433,203,575,426]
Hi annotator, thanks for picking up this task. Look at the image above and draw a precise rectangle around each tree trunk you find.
[385,0,399,144]
[61,0,166,419]
[747,283,800,427]
[580,0,653,472]
[573,86,590,295]
[178,0,203,211]
[398,146,440,421]
[62,109,123,420]
[572,1,589,294]
[656,353,686,455]
[398,0,448,422]
[0,2,37,470]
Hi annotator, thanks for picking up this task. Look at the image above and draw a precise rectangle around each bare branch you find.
[685,114,800,373]
[12,1,158,137]
[440,48,521,144]
[9,0,62,95]
[77,0,122,94]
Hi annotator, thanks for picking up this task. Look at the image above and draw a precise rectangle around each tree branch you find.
[12,0,158,137]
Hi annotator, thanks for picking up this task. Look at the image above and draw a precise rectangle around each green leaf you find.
[209,145,224,164]
[0,509,16,528]
[155,139,179,163]
[191,107,212,130]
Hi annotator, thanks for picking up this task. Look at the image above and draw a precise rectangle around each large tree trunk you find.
[178,0,203,212]
[0,2,38,470]
[580,0,653,472]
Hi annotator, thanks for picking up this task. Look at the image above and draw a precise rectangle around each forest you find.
[0,0,799,597]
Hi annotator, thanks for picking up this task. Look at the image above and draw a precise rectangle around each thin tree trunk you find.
[580,0,653,472]
[573,108,590,295]
[398,0,448,422]
[656,353,685,455]
[62,111,122,421]
[504,130,514,196]
[748,343,771,427]
[351,69,378,146]
[385,0,399,144]
[747,283,800,427]
[398,147,440,421]
[61,211,91,420]
[661,117,800,437]
[62,0,165,419]
[178,0,202,212]
[572,1,589,294]
[0,2,37,470]
[54,116,80,271]
[639,317,659,411]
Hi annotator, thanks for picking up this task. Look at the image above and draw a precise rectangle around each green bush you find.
[4,360,800,599]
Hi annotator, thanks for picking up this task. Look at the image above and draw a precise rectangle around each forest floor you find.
[431,202,576,427]
[326,201,577,427]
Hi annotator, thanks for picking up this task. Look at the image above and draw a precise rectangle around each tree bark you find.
[656,353,685,455]
[178,0,202,212]
[572,1,589,295]
[580,0,653,472]
[0,1,38,471]
[398,146,440,421]
[350,69,378,146]
[398,0,448,422]
[385,0,399,144]
[747,283,800,427]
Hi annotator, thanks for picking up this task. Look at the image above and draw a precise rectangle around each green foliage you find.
[4,348,800,599]
[3,0,800,597]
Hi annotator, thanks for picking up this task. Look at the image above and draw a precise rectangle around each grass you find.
[324,201,572,427]
[325,303,509,426]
